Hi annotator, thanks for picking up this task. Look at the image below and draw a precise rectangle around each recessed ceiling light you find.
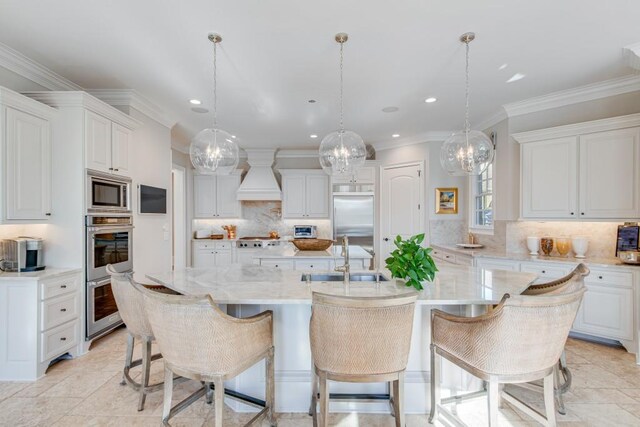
[498,63,508,70]
[191,107,209,113]
[308,99,317,103]
[392,134,400,138]
[189,99,201,105]
[310,134,318,138]
[506,73,526,83]
[231,135,236,139]
[382,106,399,113]
[424,97,437,103]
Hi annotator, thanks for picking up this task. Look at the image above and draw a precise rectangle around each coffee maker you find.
[0,237,45,272]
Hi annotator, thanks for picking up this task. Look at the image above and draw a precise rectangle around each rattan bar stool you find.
[107,264,166,411]
[309,292,418,427]
[518,263,590,414]
[429,288,586,427]
[135,283,276,427]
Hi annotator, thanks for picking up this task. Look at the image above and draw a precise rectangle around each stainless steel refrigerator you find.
[333,190,375,266]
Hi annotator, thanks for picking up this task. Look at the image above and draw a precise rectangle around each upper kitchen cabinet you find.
[331,164,377,185]
[514,114,640,220]
[0,87,56,222]
[85,111,133,176]
[193,171,242,219]
[280,169,329,219]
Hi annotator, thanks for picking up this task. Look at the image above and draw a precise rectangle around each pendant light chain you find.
[464,39,470,143]
[213,39,218,129]
[339,40,344,132]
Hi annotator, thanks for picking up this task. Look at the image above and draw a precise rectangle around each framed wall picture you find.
[435,187,458,214]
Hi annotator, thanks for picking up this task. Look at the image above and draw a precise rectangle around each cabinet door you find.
[260,259,295,270]
[214,250,233,266]
[111,123,131,176]
[193,250,216,268]
[5,108,52,220]
[355,166,376,184]
[305,175,329,218]
[193,175,217,218]
[215,174,241,218]
[85,111,112,173]
[521,137,577,219]
[572,284,633,341]
[282,175,306,218]
[579,128,640,218]
[474,258,520,272]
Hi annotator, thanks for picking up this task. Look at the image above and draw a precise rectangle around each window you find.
[470,163,493,231]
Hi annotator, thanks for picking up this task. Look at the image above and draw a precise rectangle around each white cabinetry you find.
[193,171,242,219]
[85,111,133,176]
[280,170,329,219]
[474,257,520,272]
[0,88,56,222]
[0,270,82,380]
[192,240,235,268]
[331,165,377,184]
[514,115,640,220]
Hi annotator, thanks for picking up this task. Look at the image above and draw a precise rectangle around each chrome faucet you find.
[334,236,350,284]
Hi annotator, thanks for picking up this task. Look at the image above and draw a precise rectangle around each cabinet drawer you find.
[295,260,331,271]
[475,258,520,271]
[584,268,632,288]
[573,284,633,341]
[41,320,78,362]
[520,262,573,281]
[193,241,215,250]
[41,293,79,331]
[40,274,79,300]
[215,241,232,250]
[260,260,294,270]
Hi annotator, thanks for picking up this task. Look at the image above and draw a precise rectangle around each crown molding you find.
[0,86,57,118]
[88,89,175,129]
[503,74,640,118]
[473,107,508,132]
[276,149,318,159]
[22,91,141,129]
[624,42,640,71]
[372,131,452,152]
[512,112,640,143]
[0,42,82,91]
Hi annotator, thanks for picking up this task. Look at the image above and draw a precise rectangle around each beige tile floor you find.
[0,327,639,426]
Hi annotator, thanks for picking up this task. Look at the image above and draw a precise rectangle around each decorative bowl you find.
[292,239,333,251]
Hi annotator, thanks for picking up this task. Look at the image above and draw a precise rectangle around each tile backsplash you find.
[428,220,466,245]
[193,201,332,239]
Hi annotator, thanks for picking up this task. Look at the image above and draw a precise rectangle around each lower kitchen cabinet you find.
[192,240,235,268]
[474,257,520,272]
[0,270,82,380]
[432,247,473,266]
[258,257,369,271]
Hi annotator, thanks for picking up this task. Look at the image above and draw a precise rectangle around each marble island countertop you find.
[254,244,373,260]
[147,264,536,305]
[431,243,637,270]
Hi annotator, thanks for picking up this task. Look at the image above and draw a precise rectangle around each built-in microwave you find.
[87,169,131,214]
[294,225,317,239]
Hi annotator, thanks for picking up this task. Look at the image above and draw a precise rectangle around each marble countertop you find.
[0,267,82,281]
[146,264,537,305]
[254,244,373,259]
[431,243,637,270]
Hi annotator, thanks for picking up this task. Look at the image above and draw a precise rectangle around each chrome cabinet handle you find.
[45,212,52,216]
[60,308,67,312]
[60,285,67,289]
[60,337,67,341]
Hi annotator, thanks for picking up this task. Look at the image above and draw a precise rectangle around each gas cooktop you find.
[238,236,280,240]
[237,238,282,248]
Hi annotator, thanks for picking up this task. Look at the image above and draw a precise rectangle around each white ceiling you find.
[0,0,638,150]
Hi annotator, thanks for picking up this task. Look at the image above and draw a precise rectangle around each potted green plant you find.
[385,233,438,290]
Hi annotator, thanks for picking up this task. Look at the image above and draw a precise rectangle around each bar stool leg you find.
[121,332,134,386]
[554,363,566,415]
[138,339,151,411]
[266,348,276,426]
[429,344,440,424]
[213,377,225,427]
[318,372,328,427]
[393,371,405,427]
[487,380,499,427]
[162,366,173,426]
[205,382,213,404]
[544,373,557,427]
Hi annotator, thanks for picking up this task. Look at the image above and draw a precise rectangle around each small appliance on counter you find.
[294,225,317,239]
[616,222,640,265]
[0,237,45,272]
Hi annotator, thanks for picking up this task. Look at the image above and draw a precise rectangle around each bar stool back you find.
[309,291,418,427]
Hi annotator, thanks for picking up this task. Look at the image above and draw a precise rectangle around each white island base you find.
[147,265,537,414]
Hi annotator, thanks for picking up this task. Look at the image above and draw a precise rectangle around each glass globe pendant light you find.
[190,33,239,175]
[319,33,366,176]
[440,33,494,176]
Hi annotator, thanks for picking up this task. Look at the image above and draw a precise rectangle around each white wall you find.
[123,107,173,280]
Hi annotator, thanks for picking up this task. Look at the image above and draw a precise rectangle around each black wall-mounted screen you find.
[139,185,167,214]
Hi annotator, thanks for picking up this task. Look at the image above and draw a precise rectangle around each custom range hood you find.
[236,149,282,201]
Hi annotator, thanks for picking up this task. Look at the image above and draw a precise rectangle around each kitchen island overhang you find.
[146,264,537,414]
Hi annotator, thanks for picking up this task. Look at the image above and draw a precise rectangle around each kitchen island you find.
[147,264,536,414]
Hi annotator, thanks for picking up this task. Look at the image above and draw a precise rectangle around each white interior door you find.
[380,163,424,266]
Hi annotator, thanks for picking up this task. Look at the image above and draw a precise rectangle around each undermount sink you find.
[300,273,389,282]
